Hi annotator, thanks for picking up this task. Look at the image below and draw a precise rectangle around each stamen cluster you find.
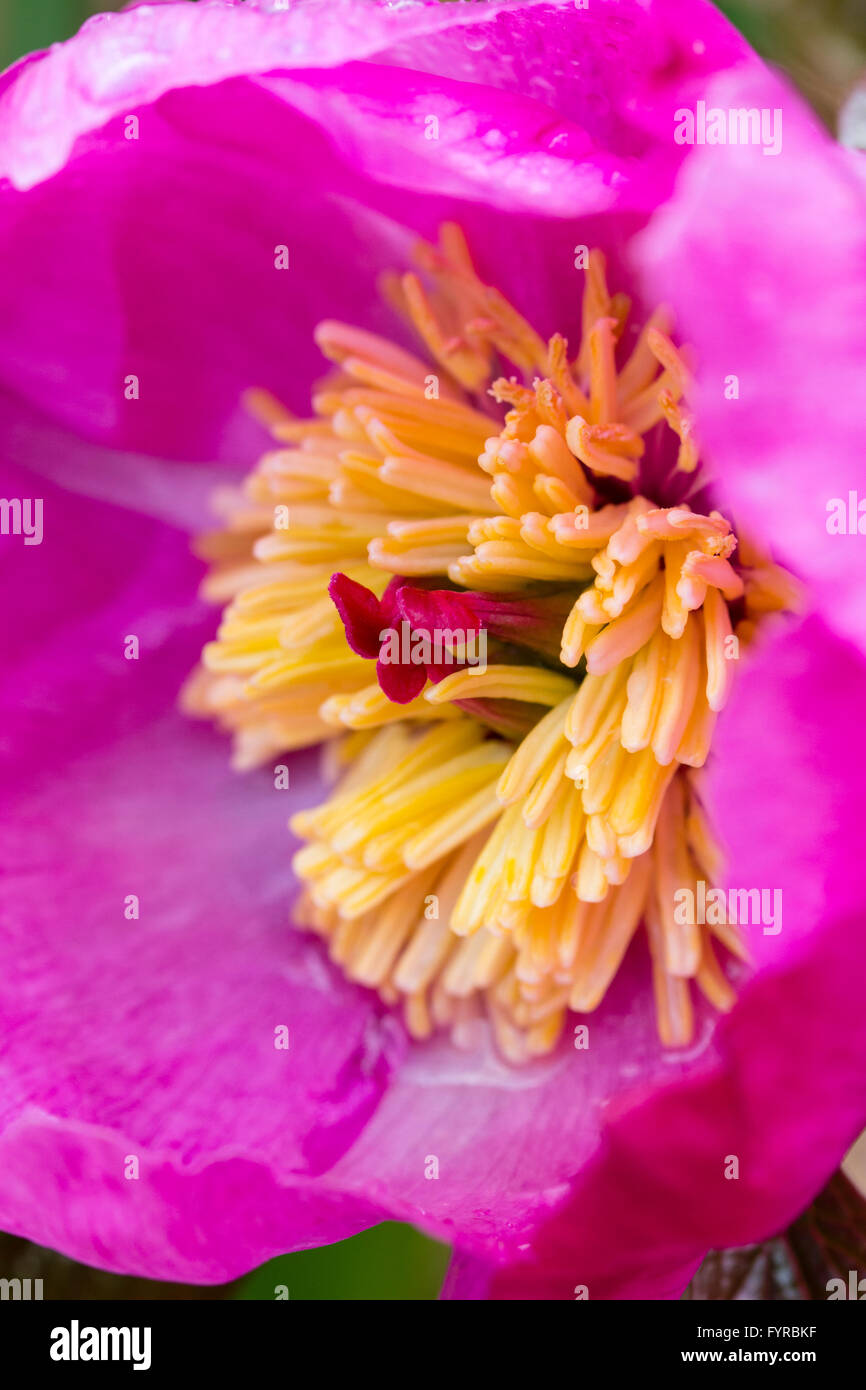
[184,227,795,1059]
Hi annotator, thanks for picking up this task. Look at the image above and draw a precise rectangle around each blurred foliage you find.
[237,1223,450,1300]
[719,0,866,124]
[0,0,862,1303]
[0,0,108,62]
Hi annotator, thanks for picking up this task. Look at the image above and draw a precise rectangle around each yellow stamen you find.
[186,225,796,1059]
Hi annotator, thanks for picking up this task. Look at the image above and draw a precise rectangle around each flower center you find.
[184,226,797,1062]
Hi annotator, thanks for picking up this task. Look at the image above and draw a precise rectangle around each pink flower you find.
[1,0,865,1302]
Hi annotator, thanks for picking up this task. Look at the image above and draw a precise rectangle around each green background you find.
[0,0,862,1301]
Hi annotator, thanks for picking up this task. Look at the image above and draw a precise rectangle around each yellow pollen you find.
[184,224,796,1060]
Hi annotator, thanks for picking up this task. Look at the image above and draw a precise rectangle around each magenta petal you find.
[0,99,418,463]
[0,0,757,465]
[635,65,866,652]
[0,384,226,529]
[0,0,747,193]
[0,480,399,1280]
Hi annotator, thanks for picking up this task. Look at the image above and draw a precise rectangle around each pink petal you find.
[0,477,398,1281]
[635,65,866,653]
[0,0,754,466]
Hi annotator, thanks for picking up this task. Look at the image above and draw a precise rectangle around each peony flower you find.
[1,0,865,1302]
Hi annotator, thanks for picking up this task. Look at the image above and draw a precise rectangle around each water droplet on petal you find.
[463,28,489,52]
[481,128,507,151]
